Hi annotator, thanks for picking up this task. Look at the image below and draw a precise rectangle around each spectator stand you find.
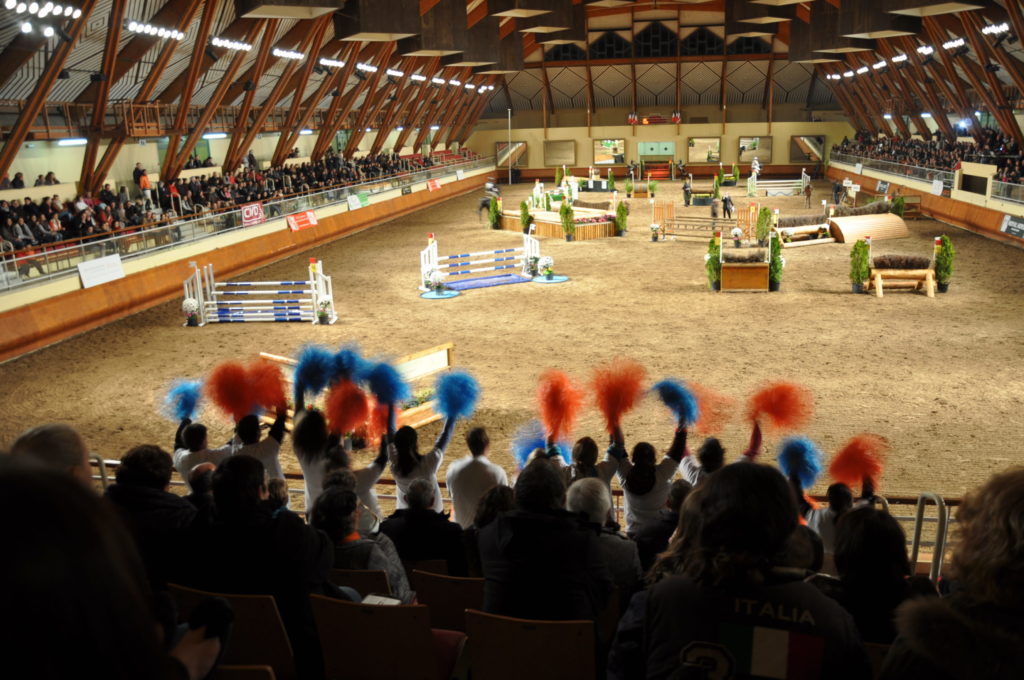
[258,341,455,432]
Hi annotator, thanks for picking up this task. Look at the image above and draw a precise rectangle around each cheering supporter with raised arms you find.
[565,435,619,487]
[232,407,287,480]
[172,420,234,492]
[446,426,509,528]
[632,478,692,573]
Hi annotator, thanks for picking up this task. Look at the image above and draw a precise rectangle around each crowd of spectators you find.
[0,148,472,263]
[5,403,1024,680]
[832,128,1023,183]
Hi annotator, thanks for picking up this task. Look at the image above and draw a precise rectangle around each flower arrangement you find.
[730,227,743,239]
[527,255,539,276]
[575,216,612,224]
[402,387,435,410]
[317,299,332,323]
[182,297,199,325]
[650,223,661,233]
[427,269,447,289]
[538,255,555,276]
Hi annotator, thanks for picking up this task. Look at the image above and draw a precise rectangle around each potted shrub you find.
[624,178,633,198]
[755,206,771,246]
[650,223,661,242]
[615,201,628,236]
[559,201,576,241]
[544,193,552,212]
[717,166,726,186]
[519,200,533,233]
[539,255,555,280]
[182,298,200,327]
[732,163,740,184]
[934,234,954,293]
[889,195,905,218]
[555,166,563,186]
[705,236,721,290]
[768,233,783,292]
[488,196,501,230]
[649,180,658,198]
[849,239,870,293]
[607,170,615,192]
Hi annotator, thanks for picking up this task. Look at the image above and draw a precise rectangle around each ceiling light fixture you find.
[273,48,304,60]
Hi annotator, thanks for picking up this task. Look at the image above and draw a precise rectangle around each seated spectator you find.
[446,426,508,528]
[312,485,414,603]
[633,478,692,573]
[11,172,24,189]
[803,482,855,556]
[610,463,871,680]
[104,444,198,587]
[464,484,515,577]
[880,467,1024,679]
[185,462,216,522]
[478,459,613,621]
[567,477,643,598]
[172,418,234,491]
[9,422,92,486]
[0,458,220,680]
[266,477,291,515]
[380,478,467,576]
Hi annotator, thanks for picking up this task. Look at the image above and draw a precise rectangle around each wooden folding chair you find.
[211,666,276,680]
[309,595,448,680]
[329,568,391,596]
[464,609,595,680]
[402,558,448,583]
[167,584,297,680]
[410,570,484,632]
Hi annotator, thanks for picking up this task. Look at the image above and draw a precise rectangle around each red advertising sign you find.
[426,179,442,192]
[286,210,318,232]
[241,202,266,227]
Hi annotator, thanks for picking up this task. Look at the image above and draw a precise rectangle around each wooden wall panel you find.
[0,174,487,362]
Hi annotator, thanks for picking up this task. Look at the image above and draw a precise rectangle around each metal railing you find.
[830,152,956,189]
[0,155,494,293]
[992,180,1024,205]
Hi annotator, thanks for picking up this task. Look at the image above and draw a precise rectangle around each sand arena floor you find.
[2,179,1023,505]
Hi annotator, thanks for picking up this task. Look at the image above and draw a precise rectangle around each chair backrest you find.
[309,594,438,680]
[464,609,595,680]
[402,558,448,582]
[330,569,391,596]
[410,570,484,632]
[211,665,277,680]
[168,584,297,680]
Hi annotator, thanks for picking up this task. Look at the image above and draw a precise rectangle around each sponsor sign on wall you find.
[286,210,318,232]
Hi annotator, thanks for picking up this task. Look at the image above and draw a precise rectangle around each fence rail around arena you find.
[183,257,336,324]
[420,233,540,292]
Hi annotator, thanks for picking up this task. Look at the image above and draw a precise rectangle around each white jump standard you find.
[419,233,540,294]
[183,258,337,324]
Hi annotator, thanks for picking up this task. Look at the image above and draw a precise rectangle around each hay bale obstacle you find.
[829,213,910,243]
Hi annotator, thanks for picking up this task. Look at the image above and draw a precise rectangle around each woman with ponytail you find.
[613,423,688,535]
[388,417,454,513]
[566,436,619,487]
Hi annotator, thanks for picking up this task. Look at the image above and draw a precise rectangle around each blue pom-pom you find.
[294,345,334,403]
[163,380,203,421]
[511,420,570,469]
[778,436,823,489]
[366,361,411,405]
[436,371,480,421]
[332,345,369,384]
[652,379,700,426]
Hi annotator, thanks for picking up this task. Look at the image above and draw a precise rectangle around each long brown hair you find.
[951,467,1024,608]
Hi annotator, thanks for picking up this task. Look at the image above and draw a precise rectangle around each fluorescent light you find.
[856,66,869,74]
[212,37,252,51]
[320,58,344,68]
[202,132,227,140]
[958,119,971,128]
[63,4,71,14]
[942,38,964,50]
[890,54,907,63]
[465,83,475,90]
[273,48,304,60]
[71,7,78,16]
[431,77,446,85]
[57,137,88,146]
[298,129,313,136]
[364,127,372,132]
[396,126,404,131]
[917,45,934,55]
[921,112,932,118]
[883,113,892,120]
[356,62,377,72]
[410,74,427,82]
[20,20,31,32]
[4,0,16,8]
[15,2,25,11]
[448,79,460,86]
[843,70,855,78]
[385,69,404,77]
[982,22,1008,35]
[27,2,37,12]
[42,25,52,36]
[872,60,886,70]
[429,125,440,130]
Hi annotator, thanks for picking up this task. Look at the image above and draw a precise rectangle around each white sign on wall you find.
[854,163,863,174]
[931,179,944,196]
[456,169,465,180]
[77,254,125,289]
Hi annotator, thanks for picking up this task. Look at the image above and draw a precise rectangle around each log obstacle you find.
[260,342,455,431]
[419,233,540,292]
[829,213,909,243]
[183,258,336,325]
[868,268,935,298]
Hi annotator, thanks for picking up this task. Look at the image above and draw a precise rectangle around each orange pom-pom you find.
[206,361,254,422]
[325,380,370,435]
[592,358,647,434]
[359,397,389,446]
[689,383,735,435]
[538,369,585,442]
[830,434,888,489]
[746,382,814,431]
[247,360,287,412]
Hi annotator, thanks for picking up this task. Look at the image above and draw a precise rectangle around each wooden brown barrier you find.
[0,174,488,362]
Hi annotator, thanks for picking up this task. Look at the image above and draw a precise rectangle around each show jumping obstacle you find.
[420,233,540,292]
[183,258,337,324]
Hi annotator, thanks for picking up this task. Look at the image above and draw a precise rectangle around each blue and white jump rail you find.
[419,233,541,293]
[182,258,337,325]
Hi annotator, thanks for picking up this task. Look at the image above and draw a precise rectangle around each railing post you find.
[909,492,949,582]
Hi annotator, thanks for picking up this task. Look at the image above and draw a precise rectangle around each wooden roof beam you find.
[79,0,128,190]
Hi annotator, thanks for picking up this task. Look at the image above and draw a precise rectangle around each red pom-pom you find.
[364,399,389,446]
[830,434,888,489]
[325,380,370,435]
[689,383,735,435]
[592,358,647,434]
[207,361,254,422]
[247,360,287,412]
[746,382,814,431]
[538,369,585,442]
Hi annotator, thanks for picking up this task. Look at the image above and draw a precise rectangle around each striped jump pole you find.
[419,233,541,292]
[184,257,337,325]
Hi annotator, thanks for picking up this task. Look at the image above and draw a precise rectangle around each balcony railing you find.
[0,156,494,293]
[830,152,956,190]
[992,180,1024,205]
